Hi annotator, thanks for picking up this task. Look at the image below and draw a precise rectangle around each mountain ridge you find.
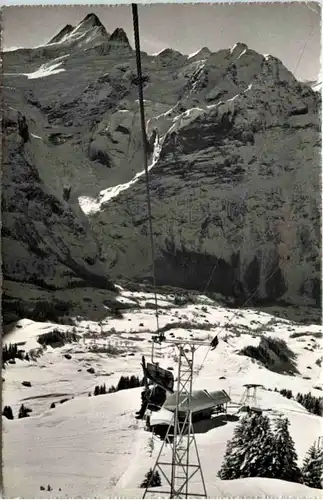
[45,13,131,53]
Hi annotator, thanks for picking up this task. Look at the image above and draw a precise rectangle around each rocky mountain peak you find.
[157,48,184,58]
[48,24,74,44]
[231,42,248,54]
[259,53,298,86]
[44,13,109,54]
[78,13,107,32]
[109,28,131,47]
[185,47,212,66]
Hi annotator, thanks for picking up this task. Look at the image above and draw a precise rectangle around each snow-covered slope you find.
[303,79,322,93]
[2,16,321,315]
[3,291,322,498]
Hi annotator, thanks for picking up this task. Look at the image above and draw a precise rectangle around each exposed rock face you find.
[86,48,321,306]
[48,24,74,45]
[2,113,115,322]
[47,13,109,48]
[2,18,321,309]
[108,28,131,48]
[2,141,113,290]
[78,13,106,31]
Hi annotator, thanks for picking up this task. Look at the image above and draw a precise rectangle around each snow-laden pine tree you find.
[270,417,303,483]
[239,413,276,478]
[302,442,323,489]
[218,414,251,479]
[218,413,273,479]
[140,468,161,488]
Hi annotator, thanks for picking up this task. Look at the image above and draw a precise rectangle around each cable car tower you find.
[142,334,217,499]
[131,1,316,495]
[131,4,220,497]
[239,384,263,409]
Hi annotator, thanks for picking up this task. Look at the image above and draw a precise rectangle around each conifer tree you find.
[314,398,323,416]
[270,417,302,483]
[302,442,323,489]
[18,404,29,419]
[140,468,161,488]
[117,376,127,391]
[124,376,130,389]
[296,393,303,405]
[239,413,276,478]
[2,406,14,420]
[218,413,261,479]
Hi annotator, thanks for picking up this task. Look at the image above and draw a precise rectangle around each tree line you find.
[90,375,145,397]
[3,404,31,420]
[276,388,322,416]
[2,343,29,366]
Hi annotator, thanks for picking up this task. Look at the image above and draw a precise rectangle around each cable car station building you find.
[165,389,230,422]
[149,389,231,433]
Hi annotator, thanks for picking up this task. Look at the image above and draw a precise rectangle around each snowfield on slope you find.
[3,290,323,498]
[78,138,162,215]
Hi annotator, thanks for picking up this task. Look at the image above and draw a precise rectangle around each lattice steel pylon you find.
[143,339,208,499]
[239,383,263,408]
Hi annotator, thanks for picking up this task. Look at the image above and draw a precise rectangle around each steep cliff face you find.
[87,54,321,306]
[2,17,321,308]
[2,110,115,322]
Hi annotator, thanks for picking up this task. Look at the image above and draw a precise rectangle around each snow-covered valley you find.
[3,288,323,498]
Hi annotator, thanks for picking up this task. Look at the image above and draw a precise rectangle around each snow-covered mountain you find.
[2,17,322,497]
[2,15,321,323]
[303,79,322,93]
[47,13,109,47]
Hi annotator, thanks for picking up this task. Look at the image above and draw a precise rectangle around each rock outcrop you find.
[48,24,75,45]
[2,111,115,323]
[87,47,321,307]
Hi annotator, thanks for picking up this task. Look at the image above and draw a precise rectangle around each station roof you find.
[163,389,230,414]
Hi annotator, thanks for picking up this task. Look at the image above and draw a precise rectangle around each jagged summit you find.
[109,28,130,47]
[187,47,211,61]
[48,24,74,45]
[72,13,108,38]
[231,42,248,53]
[92,27,132,55]
[47,13,109,46]
[82,13,103,27]
[156,48,184,58]
[45,16,131,54]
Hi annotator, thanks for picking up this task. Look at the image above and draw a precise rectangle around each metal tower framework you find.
[143,339,209,499]
[239,383,263,408]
